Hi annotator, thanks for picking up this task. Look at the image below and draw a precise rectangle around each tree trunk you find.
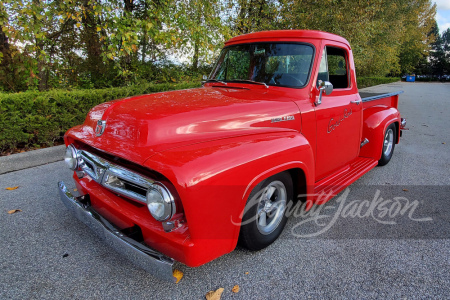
[193,41,199,70]
[82,0,104,86]
[0,23,15,91]
[237,0,248,34]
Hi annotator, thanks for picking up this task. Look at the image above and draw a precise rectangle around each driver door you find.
[314,44,362,181]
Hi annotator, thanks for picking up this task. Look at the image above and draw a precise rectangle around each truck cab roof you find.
[225,30,351,48]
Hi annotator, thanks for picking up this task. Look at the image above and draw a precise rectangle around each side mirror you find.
[316,80,333,106]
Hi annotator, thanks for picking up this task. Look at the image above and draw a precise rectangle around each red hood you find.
[68,86,302,164]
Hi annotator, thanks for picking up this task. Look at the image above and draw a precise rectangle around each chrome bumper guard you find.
[57,181,176,282]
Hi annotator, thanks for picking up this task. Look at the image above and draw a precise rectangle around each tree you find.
[398,0,436,75]
[175,0,224,70]
[0,0,442,91]
[428,24,450,75]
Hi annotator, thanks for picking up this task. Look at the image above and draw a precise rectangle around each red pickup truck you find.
[58,30,406,282]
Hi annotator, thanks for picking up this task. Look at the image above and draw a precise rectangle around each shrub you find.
[0,81,201,153]
[357,77,400,89]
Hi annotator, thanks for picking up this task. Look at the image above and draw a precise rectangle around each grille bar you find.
[78,150,153,204]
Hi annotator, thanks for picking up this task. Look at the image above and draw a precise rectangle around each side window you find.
[317,46,349,89]
[326,47,349,88]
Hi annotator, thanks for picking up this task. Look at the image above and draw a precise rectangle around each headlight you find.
[64,144,79,170]
[146,182,175,221]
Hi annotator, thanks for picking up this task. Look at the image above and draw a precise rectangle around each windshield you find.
[209,43,314,88]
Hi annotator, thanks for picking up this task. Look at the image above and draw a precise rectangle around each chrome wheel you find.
[383,128,394,156]
[256,180,287,235]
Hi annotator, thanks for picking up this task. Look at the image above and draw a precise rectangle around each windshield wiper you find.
[205,79,227,85]
[229,80,268,88]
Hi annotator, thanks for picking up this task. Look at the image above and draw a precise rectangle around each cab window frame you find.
[317,45,350,89]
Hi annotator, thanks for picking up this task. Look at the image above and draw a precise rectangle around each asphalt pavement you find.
[0,82,449,299]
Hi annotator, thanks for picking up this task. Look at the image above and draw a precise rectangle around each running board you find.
[310,157,378,208]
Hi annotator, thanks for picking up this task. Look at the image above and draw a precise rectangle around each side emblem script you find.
[95,120,107,136]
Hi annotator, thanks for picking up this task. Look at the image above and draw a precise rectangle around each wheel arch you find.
[360,106,400,160]
[144,132,315,246]
[241,161,313,205]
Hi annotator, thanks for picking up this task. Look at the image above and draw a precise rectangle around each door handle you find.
[350,100,361,105]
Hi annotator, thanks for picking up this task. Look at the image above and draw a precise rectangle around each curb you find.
[0,145,66,175]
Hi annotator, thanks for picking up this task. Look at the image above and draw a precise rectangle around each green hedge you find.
[0,77,400,153]
[0,82,201,153]
[357,77,400,89]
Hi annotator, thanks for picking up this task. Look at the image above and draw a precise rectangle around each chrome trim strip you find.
[360,91,404,102]
[58,181,176,282]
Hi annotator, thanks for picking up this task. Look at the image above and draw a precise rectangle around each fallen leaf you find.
[206,288,224,300]
[73,188,77,192]
[403,189,408,192]
[232,285,240,293]
[245,272,249,275]
[5,186,19,190]
[173,269,183,284]
[443,142,446,145]
[8,209,22,214]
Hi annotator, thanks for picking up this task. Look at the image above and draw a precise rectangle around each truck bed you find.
[360,91,404,109]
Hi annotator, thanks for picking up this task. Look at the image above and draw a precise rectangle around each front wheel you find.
[378,123,396,166]
[239,172,293,251]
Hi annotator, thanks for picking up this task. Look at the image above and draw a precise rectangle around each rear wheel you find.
[239,172,293,251]
[378,123,396,166]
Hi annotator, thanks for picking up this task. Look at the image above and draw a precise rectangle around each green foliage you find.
[427,26,450,75]
[279,0,436,77]
[357,77,400,89]
[0,82,201,153]
[0,0,440,92]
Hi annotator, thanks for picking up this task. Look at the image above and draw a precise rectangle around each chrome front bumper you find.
[57,181,176,282]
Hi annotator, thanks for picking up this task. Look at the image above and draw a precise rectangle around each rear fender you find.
[142,132,314,266]
[360,106,400,160]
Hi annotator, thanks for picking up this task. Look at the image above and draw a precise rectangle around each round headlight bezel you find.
[146,182,175,222]
[64,144,79,171]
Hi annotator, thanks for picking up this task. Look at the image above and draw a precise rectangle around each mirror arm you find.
[316,88,324,106]
[315,80,333,106]
[316,80,324,106]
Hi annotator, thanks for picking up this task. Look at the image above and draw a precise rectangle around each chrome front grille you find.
[78,150,153,204]
[79,151,107,181]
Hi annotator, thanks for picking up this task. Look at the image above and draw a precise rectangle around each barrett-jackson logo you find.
[327,108,352,133]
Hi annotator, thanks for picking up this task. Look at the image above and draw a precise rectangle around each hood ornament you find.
[95,120,106,136]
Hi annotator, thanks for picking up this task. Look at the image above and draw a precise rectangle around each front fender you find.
[360,106,400,160]
[142,132,314,266]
